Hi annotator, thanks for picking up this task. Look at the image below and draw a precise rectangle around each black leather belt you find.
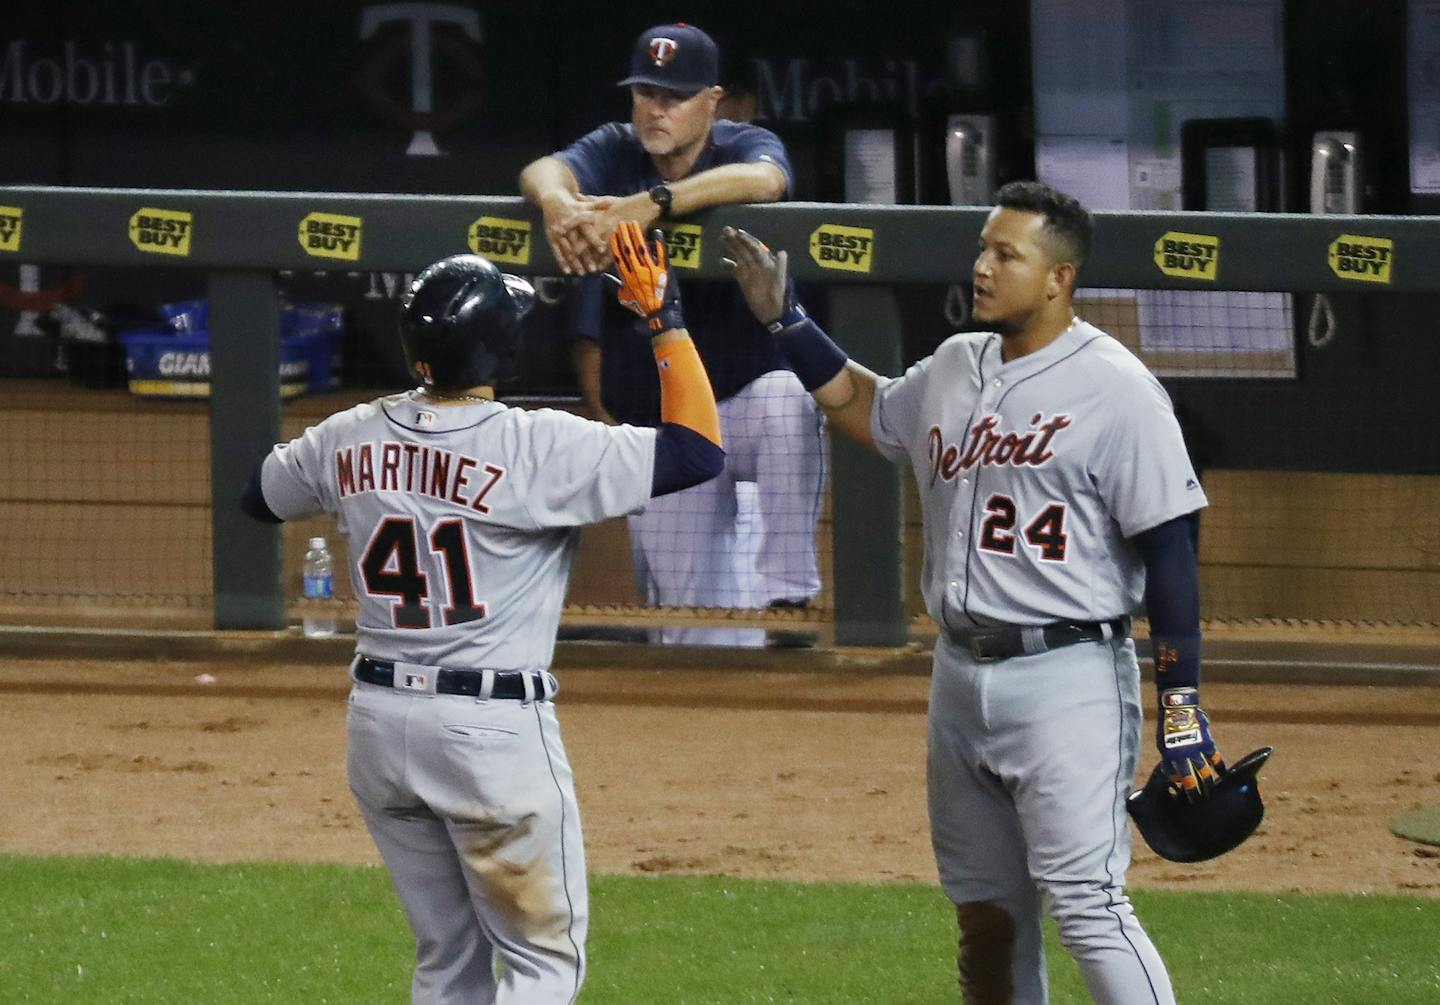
[352,656,555,701]
[947,617,1130,663]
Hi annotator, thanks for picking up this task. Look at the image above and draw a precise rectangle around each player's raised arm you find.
[609,221,725,496]
[720,226,879,450]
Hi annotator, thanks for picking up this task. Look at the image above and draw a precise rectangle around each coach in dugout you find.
[520,22,826,648]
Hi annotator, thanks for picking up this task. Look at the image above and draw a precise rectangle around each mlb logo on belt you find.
[402,673,427,691]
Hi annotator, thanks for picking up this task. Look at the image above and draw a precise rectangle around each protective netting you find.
[2,272,1433,634]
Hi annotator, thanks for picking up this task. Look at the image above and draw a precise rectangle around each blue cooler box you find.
[283,301,345,394]
[119,329,311,399]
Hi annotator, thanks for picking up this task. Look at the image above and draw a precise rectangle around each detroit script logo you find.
[927,413,1071,487]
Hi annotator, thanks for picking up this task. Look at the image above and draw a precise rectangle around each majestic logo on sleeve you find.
[927,413,1071,487]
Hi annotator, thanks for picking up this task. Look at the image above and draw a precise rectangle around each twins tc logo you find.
[648,37,678,66]
[356,3,485,156]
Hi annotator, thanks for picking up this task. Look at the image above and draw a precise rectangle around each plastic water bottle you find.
[302,536,337,638]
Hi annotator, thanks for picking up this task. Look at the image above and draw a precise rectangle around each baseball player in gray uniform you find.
[241,222,723,1004]
[722,182,1228,1004]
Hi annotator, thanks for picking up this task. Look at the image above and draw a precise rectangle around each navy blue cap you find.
[617,23,719,95]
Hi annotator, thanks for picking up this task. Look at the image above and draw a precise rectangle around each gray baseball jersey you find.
[871,319,1202,1005]
[261,392,656,662]
[871,319,1206,628]
[259,391,656,1003]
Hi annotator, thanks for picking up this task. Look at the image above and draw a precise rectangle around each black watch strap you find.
[648,183,673,219]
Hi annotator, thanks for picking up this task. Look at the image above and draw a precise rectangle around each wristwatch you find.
[648,183,673,219]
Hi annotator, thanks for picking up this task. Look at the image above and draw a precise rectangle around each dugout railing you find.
[1,185,1435,644]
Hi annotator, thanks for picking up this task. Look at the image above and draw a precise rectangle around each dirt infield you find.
[2,656,1438,895]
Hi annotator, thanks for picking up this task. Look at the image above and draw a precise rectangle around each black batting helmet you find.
[1126,746,1273,863]
[398,254,535,390]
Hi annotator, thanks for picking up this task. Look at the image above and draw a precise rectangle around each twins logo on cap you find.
[618,22,719,93]
[648,37,678,66]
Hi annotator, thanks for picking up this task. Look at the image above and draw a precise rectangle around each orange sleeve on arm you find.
[653,334,722,448]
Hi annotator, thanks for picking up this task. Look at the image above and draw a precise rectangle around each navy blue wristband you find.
[777,317,849,392]
[766,301,808,333]
[647,301,685,333]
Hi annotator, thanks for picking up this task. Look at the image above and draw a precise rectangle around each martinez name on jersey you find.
[335,439,506,514]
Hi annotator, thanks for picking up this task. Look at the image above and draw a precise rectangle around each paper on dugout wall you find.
[1030,0,1294,377]
[1035,136,1131,211]
[1407,1,1440,192]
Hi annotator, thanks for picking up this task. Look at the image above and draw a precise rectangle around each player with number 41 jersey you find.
[242,224,723,1004]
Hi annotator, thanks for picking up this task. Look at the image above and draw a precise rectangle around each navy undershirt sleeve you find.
[240,463,284,524]
[1135,514,1202,689]
[650,423,725,497]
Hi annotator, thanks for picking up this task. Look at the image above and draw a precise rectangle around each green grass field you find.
[1,854,1436,1003]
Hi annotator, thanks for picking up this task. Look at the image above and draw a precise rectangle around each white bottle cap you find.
[309,537,327,549]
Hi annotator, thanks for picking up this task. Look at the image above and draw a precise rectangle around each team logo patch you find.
[299,212,363,262]
[1328,234,1392,284]
[809,224,874,273]
[648,37,678,66]
[1163,707,1199,747]
[468,216,531,265]
[1164,728,1201,749]
[1155,644,1180,675]
[657,223,702,269]
[129,208,193,257]
[402,673,427,690]
[1153,230,1218,281]
[0,206,22,253]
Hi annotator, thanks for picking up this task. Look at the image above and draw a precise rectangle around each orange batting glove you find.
[609,221,684,334]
